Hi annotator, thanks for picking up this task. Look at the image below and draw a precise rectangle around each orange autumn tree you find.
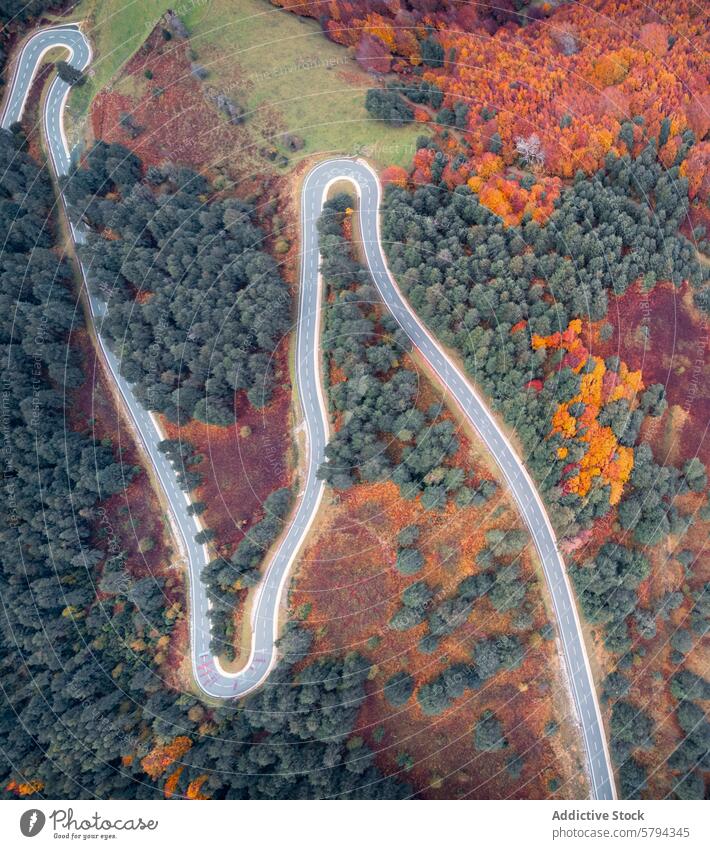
[6,779,44,796]
[589,48,635,88]
[381,164,409,188]
[411,146,436,185]
[140,736,192,781]
[532,319,642,505]
[361,13,397,51]
[186,774,210,800]
[163,766,184,798]
[472,173,562,226]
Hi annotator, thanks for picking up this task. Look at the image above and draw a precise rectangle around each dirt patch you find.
[572,490,709,799]
[629,517,709,798]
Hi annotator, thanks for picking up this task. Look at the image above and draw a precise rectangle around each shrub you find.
[475,710,507,751]
[396,547,424,575]
[384,671,415,707]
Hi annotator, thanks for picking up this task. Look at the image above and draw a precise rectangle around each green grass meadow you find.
[66,0,424,169]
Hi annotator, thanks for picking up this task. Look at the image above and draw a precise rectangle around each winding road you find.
[2,24,615,799]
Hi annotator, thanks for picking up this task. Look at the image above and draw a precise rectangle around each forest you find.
[299,0,709,801]
[65,141,291,425]
[278,1,708,209]
[0,126,407,800]
[313,194,569,786]
[382,140,706,534]
[2,0,708,802]
[0,0,58,21]
[379,142,709,796]
[317,192,497,514]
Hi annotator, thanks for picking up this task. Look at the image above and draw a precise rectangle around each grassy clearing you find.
[67,0,168,119]
[179,0,423,168]
[67,0,424,169]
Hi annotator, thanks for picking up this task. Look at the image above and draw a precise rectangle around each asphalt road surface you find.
[2,26,615,799]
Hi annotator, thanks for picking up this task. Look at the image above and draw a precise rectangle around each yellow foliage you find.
[579,358,606,407]
[552,405,576,438]
[479,185,511,219]
[591,49,632,87]
[12,780,45,796]
[477,153,504,179]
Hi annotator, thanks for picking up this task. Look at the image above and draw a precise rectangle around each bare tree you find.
[515,133,545,167]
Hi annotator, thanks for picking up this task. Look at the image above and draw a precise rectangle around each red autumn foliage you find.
[356,33,392,74]
[638,23,669,58]
[279,0,706,198]
[686,92,710,142]
[380,164,409,188]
